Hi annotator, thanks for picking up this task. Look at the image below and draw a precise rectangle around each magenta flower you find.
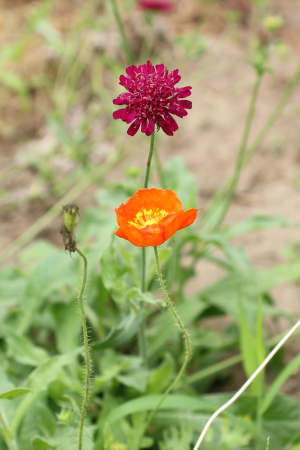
[112,61,192,136]
[138,0,174,11]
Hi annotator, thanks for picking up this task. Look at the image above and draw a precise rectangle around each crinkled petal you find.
[178,208,198,230]
[115,223,165,247]
[115,188,183,228]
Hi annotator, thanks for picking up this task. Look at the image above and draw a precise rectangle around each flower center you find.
[129,208,168,229]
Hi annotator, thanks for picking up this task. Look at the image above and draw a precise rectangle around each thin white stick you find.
[193,319,300,450]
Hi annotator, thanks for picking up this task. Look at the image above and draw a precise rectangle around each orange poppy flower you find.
[115,188,198,247]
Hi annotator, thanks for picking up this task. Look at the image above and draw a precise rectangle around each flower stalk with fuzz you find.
[115,188,197,247]
[113,61,192,136]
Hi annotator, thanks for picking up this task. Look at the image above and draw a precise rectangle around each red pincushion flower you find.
[112,61,192,136]
[138,0,174,11]
[115,188,197,247]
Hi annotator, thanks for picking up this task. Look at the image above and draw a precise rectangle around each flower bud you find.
[60,203,79,253]
[263,15,284,32]
[62,204,79,233]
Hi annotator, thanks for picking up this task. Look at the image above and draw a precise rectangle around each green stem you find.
[153,144,166,189]
[139,247,191,443]
[213,73,262,229]
[76,247,92,450]
[0,411,17,450]
[244,61,300,164]
[109,0,134,66]
[202,61,300,232]
[138,131,156,366]
[143,131,156,189]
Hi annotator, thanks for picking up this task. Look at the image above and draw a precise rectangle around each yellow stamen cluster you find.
[129,208,168,229]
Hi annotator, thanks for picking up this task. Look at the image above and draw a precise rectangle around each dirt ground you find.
[1,0,300,394]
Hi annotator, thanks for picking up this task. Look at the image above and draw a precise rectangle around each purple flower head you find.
[138,0,174,11]
[112,61,192,137]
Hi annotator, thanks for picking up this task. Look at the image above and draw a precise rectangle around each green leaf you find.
[5,328,48,366]
[146,358,174,395]
[92,315,143,350]
[116,368,149,393]
[0,388,31,400]
[261,352,300,414]
[200,263,300,321]
[226,215,300,237]
[31,436,54,450]
[11,349,82,433]
[238,296,260,394]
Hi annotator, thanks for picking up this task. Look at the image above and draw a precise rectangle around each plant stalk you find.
[138,246,191,443]
[109,0,134,66]
[138,131,156,366]
[193,318,300,450]
[76,247,92,450]
[212,73,262,229]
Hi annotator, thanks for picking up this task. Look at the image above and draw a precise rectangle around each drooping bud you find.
[60,203,80,253]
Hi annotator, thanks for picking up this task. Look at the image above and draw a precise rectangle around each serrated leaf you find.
[0,388,31,400]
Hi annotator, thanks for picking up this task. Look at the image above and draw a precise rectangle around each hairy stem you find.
[139,131,156,366]
[109,0,134,66]
[76,247,92,450]
[138,246,191,445]
[193,318,300,450]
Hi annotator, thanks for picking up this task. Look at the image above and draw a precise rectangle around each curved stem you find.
[212,73,262,229]
[109,0,134,66]
[139,247,191,440]
[138,131,156,366]
[76,247,92,450]
[193,318,300,450]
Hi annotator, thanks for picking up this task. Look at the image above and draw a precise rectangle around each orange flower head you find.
[115,188,198,247]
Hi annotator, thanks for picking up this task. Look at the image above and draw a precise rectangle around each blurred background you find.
[1,0,300,351]
[1,0,300,297]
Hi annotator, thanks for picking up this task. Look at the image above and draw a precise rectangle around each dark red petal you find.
[141,118,148,134]
[146,117,155,136]
[157,116,174,136]
[127,120,141,136]
[113,97,125,105]
[178,100,192,109]
[167,105,187,118]
[163,112,179,131]
[113,109,127,120]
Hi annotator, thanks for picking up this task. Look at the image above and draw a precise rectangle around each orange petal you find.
[178,208,198,230]
[160,211,184,241]
[117,223,165,247]
[115,189,183,227]
[114,228,126,239]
